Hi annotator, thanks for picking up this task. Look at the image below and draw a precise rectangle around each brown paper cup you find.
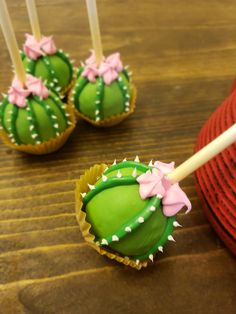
[75,163,148,270]
[0,103,76,155]
[69,84,137,127]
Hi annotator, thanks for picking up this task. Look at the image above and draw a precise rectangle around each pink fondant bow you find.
[8,75,49,108]
[23,34,57,60]
[137,161,191,217]
[82,51,124,85]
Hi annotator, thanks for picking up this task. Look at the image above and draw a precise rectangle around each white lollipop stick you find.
[25,0,41,42]
[85,0,103,65]
[167,123,236,183]
[0,0,26,83]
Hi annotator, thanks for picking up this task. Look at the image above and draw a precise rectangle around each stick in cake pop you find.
[0,0,75,154]
[75,124,236,269]
[69,0,136,127]
[21,0,75,95]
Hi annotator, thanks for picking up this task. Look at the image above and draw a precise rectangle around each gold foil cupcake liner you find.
[75,163,148,270]
[0,103,76,155]
[69,84,137,127]
[61,76,77,96]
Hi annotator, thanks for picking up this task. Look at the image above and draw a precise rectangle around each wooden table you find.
[0,1,235,313]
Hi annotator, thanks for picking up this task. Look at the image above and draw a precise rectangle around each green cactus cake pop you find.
[0,74,75,154]
[76,158,191,269]
[70,51,135,126]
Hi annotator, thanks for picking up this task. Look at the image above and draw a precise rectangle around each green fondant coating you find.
[72,67,131,121]
[22,50,73,91]
[29,99,56,141]
[102,196,160,246]
[83,161,176,260]
[104,161,150,175]
[16,106,35,145]
[83,176,136,206]
[0,91,69,146]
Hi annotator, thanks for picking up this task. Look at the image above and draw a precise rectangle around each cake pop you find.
[70,0,136,126]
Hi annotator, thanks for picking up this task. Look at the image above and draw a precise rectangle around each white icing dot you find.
[132,168,137,177]
[116,170,122,178]
[148,160,153,167]
[149,206,156,212]
[112,235,119,242]
[102,175,107,182]
[158,246,163,252]
[149,254,154,262]
[125,226,132,233]
[138,217,144,223]
[101,239,108,245]
[173,221,182,228]
[88,184,95,190]
[168,235,176,242]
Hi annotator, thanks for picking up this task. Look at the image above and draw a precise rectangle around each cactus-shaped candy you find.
[0,75,74,154]
[70,51,135,126]
[78,158,191,266]
[21,34,75,95]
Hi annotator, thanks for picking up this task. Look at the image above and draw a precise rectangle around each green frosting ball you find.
[82,161,175,262]
[71,67,132,121]
[21,49,74,94]
[0,91,72,146]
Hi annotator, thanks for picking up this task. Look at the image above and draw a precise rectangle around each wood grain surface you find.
[0,1,236,313]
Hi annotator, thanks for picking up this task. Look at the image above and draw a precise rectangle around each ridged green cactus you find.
[71,66,132,121]
[82,160,179,263]
[0,91,72,146]
[21,49,74,94]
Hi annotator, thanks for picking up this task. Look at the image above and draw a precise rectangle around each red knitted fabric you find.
[195,88,236,255]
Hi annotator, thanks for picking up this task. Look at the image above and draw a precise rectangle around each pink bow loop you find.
[137,168,166,199]
[23,34,57,60]
[162,183,192,217]
[40,36,57,55]
[154,161,175,174]
[82,64,99,82]
[106,52,123,72]
[81,50,124,85]
[8,75,49,108]
[26,75,49,99]
[137,161,192,217]
[98,62,119,85]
